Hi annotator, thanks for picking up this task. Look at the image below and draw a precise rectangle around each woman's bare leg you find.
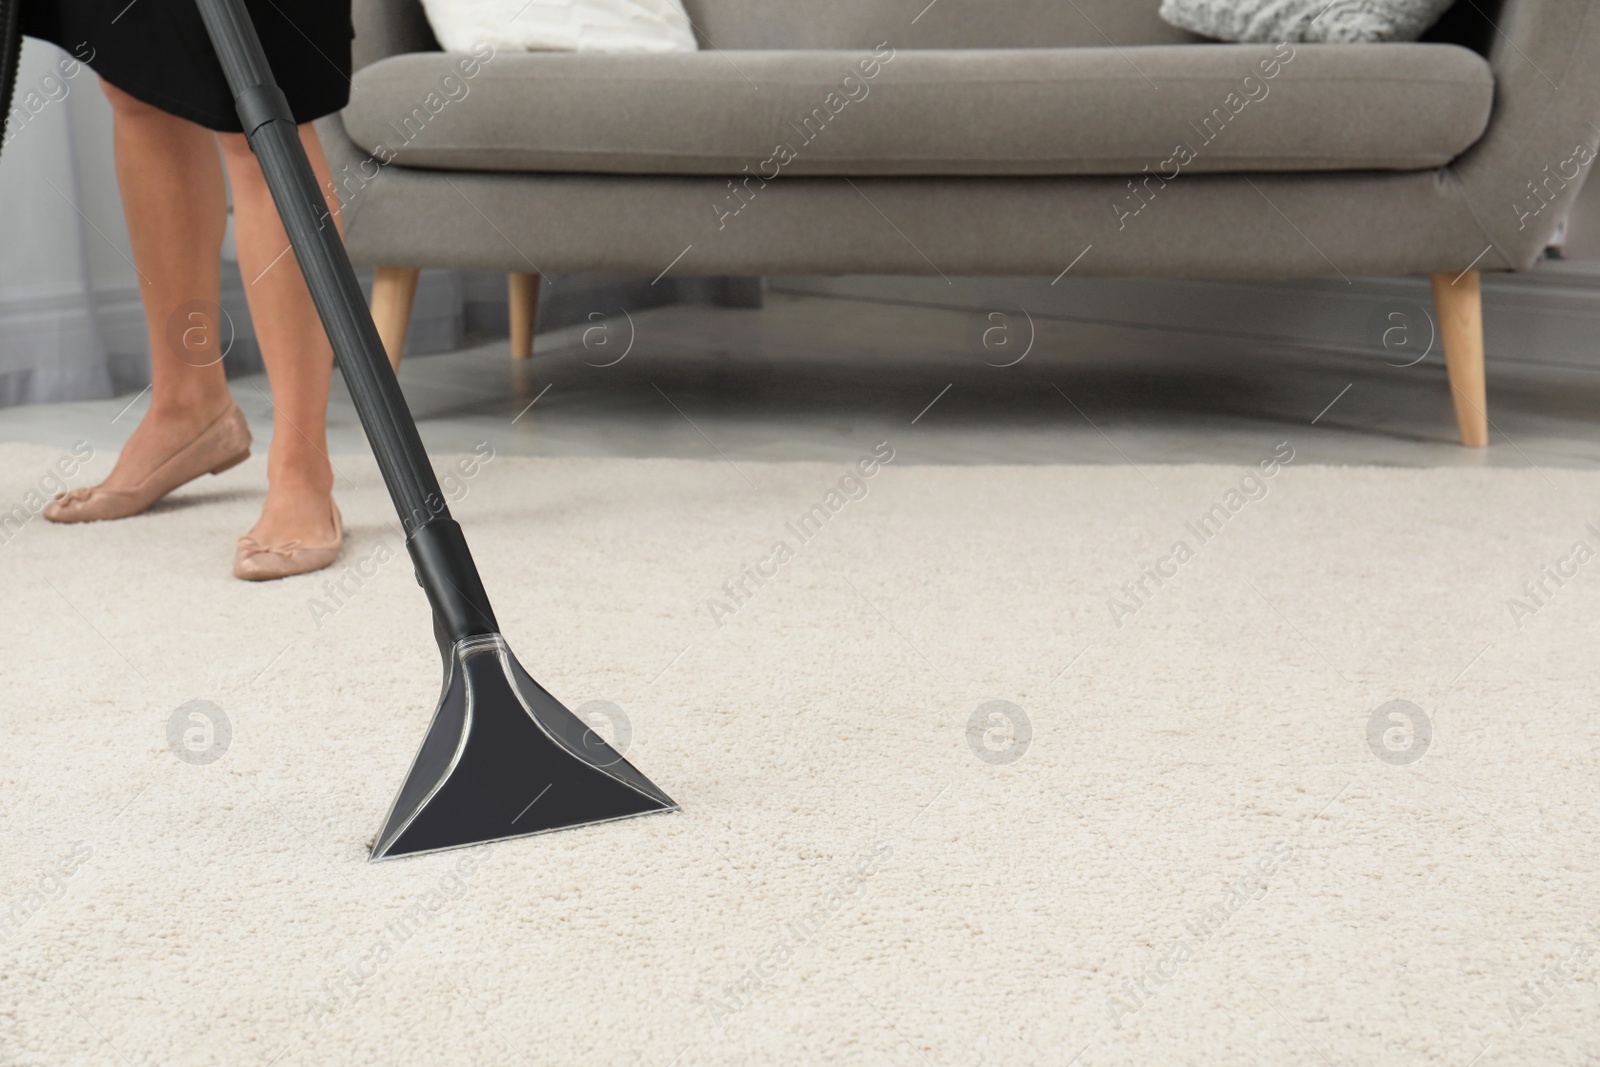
[218,125,340,547]
[97,82,235,477]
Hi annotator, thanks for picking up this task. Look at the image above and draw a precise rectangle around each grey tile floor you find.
[4,290,1598,470]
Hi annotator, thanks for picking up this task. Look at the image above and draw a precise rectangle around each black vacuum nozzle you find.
[371,634,676,861]
[192,0,677,861]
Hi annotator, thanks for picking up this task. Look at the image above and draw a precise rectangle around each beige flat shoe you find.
[45,403,252,524]
[234,501,342,582]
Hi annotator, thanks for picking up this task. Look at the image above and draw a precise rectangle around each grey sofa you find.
[318,0,1600,447]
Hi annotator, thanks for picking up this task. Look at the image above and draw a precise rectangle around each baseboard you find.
[0,284,114,405]
[769,265,1600,372]
[456,271,686,342]
[22,268,706,397]
[27,261,1584,407]
[84,265,469,385]
[454,271,764,346]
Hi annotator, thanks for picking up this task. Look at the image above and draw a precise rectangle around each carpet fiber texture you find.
[0,444,1595,1066]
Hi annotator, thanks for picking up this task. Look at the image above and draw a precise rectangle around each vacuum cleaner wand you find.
[0,0,21,151]
[194,0,677,859]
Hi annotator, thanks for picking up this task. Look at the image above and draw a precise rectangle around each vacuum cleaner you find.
[0,1,19,144]
[0,0,677,859]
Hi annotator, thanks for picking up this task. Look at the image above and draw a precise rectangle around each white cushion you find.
[419,0,698,54]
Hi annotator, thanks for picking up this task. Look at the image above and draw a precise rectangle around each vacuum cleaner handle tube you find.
[194,0,496,644]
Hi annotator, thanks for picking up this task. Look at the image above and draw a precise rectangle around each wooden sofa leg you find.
[1429,270,1490,448]
[509,272,541,360]
[371,266,420,372]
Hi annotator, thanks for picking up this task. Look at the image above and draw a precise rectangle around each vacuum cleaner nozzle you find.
[188,0,677,861]
[370,634,677,861]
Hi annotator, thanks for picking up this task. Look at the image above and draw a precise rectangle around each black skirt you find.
[22,0,352,132]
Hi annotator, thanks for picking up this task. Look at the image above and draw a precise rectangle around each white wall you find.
[1558,170,1600,262]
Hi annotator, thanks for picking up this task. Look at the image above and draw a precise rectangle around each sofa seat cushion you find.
[342,44,1493,177]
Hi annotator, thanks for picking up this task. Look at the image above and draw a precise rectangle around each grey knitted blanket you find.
[1159,0,1456,42]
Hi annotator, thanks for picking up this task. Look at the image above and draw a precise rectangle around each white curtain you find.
[0,38,135,406]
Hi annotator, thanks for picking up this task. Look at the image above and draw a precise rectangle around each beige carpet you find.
[0,442,1596,1066]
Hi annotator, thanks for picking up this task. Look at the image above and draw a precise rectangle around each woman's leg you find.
[217,125,341,547]
[97,82,235,474]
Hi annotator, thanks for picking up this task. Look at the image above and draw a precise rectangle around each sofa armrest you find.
[353,0,439,71]
[1452,0,1600,268]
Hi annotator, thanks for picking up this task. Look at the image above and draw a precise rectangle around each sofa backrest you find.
[353,0,438,68]
[680,0,1196,49]
[352,0,1196,64]
[1422,0,1505,53]
[352,0,1505,69]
